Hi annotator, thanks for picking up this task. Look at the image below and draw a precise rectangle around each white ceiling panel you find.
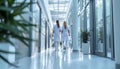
[49,0,70,22]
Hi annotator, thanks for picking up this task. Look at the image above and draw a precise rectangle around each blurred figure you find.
[62,21,70,50]
[52,20,61,51]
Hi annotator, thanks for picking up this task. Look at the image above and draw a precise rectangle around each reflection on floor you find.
[9,48,115,69]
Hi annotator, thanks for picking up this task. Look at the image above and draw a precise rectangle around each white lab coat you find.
[62,26,69,42]
[62,26,70,48]
[53,25,61,51]
[53,25,61,42]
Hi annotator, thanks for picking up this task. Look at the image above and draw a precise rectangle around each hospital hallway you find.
[1,0,120,69]
[9,48,115,69]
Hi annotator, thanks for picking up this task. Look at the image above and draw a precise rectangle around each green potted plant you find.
[81,31,89,43]
[0,0,36,67]
[81,31,89,54]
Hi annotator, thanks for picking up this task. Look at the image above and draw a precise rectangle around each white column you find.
[113,0,120,69]
[72,0,79,51]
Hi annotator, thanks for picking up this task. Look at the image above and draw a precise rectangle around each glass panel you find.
[83,0,86,7]
[80,12,85,31]
[41,11,46,51]
[95,0,104,53]
[86,5,90,53]
[59,7,65,10]
[79,15,82,49]
[87,5,90,32]
[79,0,86,11]
[105,0,112,58]
[80,12,84,50]
[78,16,81,49]
[33,4,40,48]
[15,0,30,2]
[86,0,89,4]
[59,4,65,7]
[49,4,54,10]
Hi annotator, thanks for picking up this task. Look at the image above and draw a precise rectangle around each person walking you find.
[52,20,61,51]
[61,21,70,50]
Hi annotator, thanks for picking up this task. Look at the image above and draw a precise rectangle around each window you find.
[95,0,104,53]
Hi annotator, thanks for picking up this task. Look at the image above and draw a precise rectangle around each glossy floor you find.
[9,49,115,69]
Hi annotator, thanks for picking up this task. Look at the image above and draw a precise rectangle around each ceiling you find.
[49,0,70,23]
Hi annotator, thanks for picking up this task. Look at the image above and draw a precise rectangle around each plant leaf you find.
[0,6,12,11]
[0,49,18,54]
[8,0,15,7]
[12,1,30,16]
[8,33,32,47]
[0,54,18,67]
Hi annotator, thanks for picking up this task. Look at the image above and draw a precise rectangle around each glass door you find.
[86,4,91,54]
[105,0,111,58]
[105,0,114,59]
[95,0,105,56]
